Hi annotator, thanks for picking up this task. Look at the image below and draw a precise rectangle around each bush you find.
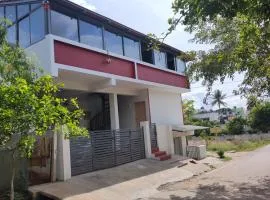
[226,117,246,135]
[249,102,270,132]
[217,150,225,158]
[191,119,218,136]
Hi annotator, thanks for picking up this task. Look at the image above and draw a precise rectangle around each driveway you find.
[148,145,270,200]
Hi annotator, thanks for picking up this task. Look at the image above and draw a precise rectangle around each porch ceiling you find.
[56,68,189,96]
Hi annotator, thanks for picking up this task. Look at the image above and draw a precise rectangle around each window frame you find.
[176,57,186,74]
[123,36,141,60]
[153,49,168,68]
[104,29,124,56]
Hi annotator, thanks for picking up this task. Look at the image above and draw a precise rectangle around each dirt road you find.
[148,145,270,200]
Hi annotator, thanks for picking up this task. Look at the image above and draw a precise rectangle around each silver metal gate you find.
[70,128,145,176]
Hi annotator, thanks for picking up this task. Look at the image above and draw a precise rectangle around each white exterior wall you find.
[148,89,183,125]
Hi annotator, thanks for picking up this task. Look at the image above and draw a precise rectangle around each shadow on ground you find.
[164,177,270,200]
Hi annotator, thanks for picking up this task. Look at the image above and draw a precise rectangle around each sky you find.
[70,0,247,110]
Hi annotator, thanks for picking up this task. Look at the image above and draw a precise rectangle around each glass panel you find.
[31,3,40,10]
[124,37,140,60]
[5,6,16,22]
[154,50,167,68]
[0,7,4,19]
[79,20,103,49]
[104,30,123,55]
[30,7,45,43]
[19,16,30,48]
[176,58,186,73]
[51,10,78,41]
[17,4,30,19]
[6,24,16,45]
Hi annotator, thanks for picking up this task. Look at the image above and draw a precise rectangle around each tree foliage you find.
[182,99,196,123]
[0,21,87,200]
[248,102,270,132]
[226,117,246,135]
[168,0,270,97]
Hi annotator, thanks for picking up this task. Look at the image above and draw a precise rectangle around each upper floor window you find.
[79,20,103,49]
[5,6,16,22]
[17,4,30,19]
[6,24,16,45]
[30,7,45,44]
[31,3,40,11]
[124,37,140,60]
[104,30,123,55]
[0,7,4,19]
[18,16,30,48]
[154,50,167,68]
[51,10,78,42]
[176,58,186,73]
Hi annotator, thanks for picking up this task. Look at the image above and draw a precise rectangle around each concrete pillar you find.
[156,125,175,155]
[181,136,187,156]
[56,127,71,181]
[109,93,120,129]
[140,121,152,158]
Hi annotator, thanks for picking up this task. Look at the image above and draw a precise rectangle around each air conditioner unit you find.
[187,145,206,160]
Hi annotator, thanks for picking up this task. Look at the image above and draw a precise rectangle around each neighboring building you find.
[193,107,246,123]
[0,0,190,185]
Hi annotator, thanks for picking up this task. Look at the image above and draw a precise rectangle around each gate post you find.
[140,121,152,158]
[56,126,71,181]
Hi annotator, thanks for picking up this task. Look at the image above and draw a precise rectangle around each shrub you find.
[226,117,246,135]
[217,150,225,158]
[249,102,270,132]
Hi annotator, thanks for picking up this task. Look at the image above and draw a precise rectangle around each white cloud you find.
[70,0,96,11]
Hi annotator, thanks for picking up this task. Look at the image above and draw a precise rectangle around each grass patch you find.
[222,156,232,161]
[207,139,270,152]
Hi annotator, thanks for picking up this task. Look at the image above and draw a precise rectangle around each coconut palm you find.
[211,89,227,110]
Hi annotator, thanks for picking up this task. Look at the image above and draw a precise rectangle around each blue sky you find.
[70,0,247,110]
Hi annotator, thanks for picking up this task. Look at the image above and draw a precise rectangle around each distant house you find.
[193,107,245,123]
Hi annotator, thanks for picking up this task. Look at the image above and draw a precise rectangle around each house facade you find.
[0,0,190,185]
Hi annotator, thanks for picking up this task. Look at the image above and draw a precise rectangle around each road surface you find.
[148,145,270,200]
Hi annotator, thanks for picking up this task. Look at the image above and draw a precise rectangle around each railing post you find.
[140,121,152,158]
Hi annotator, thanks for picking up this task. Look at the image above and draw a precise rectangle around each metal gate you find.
[150,123,158,149]
[70,128,145,176]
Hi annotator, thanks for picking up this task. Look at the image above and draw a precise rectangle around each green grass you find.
[207,139,270,152]
[222,156,232,161]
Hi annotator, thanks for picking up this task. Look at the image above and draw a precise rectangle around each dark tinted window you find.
[154,50,167,68]
[51,10,78,41]
[124,37,140,60]
[6,24,16,44]
[0,7,4,19]
[5,6,16,22]
[79,20,103,49]
[30,7,45,43]
[176,58,186,73]
[19,16,30,48]
[31,3,40,10]
[104,30,123,55]
[17,4,29,19]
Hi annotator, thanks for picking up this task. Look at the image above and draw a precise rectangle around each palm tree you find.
[211,90,227,121]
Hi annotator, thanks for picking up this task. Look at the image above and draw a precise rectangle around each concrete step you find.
[151,147,159,154]
[154,151,166,157]
[159,154,171,161]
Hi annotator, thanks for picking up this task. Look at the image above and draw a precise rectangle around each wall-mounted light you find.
[106,50,112,64]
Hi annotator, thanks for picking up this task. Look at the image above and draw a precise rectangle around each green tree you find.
[182,99,196,123]
[226,117,246,135]
[0,22,88,200]
[166,0,270,97]
[211,90,226,110]
[248,102,270,132]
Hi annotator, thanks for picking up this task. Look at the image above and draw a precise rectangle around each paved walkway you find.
[147,145,270,200]
[29,156,218,200]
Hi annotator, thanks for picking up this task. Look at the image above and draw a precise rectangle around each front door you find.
[135,101,147,127]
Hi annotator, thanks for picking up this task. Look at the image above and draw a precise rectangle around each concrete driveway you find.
[147,145,270,200]
[30,156,214,200]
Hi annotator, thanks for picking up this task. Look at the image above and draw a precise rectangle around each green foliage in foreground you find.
[249,102,270,133]
[208,140,270,152]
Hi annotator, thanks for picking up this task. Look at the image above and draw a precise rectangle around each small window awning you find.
[172,125,209,137]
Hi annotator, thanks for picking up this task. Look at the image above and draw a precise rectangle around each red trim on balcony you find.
[54,41,135,78]
[137,64,189,88]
